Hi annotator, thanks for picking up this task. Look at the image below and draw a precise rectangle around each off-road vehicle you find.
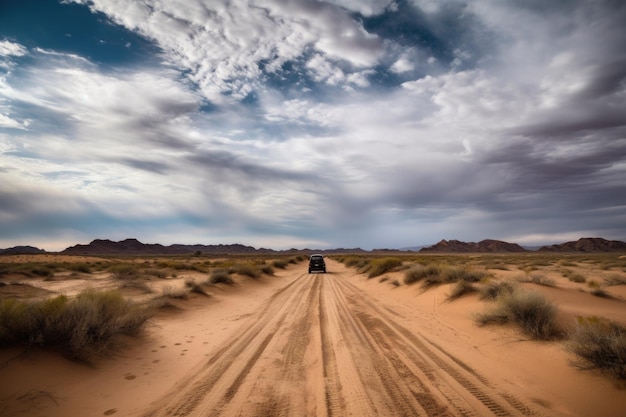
[308,254,326,273]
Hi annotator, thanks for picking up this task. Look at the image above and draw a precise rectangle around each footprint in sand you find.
[104,408,117,415]
[123,374,136,380]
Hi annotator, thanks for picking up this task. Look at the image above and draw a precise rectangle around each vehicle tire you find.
[308,268,312,273]
[323,268,326,273]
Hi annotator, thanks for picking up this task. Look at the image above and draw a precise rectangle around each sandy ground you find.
[1,256,626,416]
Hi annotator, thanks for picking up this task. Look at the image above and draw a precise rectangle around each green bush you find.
[0,290,153,361]
[567,317,626,379]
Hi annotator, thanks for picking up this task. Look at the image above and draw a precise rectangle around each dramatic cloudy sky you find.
[1,0,625,251]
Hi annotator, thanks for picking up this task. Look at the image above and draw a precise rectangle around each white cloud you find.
[0,40,27,57]
[69,0,384,102]
[390,56,414,73]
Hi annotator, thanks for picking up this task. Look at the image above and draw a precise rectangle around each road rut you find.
[142,260,545,417]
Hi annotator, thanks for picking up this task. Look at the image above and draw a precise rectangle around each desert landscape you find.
[1,248,626,417]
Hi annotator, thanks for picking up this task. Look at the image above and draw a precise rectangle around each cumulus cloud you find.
[69,0,385,103]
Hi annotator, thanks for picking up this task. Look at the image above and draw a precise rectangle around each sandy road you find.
[142,259,544,417]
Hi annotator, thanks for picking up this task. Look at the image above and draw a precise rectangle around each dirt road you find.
[141,259,544,417]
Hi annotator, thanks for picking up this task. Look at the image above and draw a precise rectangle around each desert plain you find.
[1,252,626,417]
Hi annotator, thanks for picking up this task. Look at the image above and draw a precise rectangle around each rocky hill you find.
[61,238,266,256]
[538,237,626,252]
[0,246,46,255]
[419,239,527,253]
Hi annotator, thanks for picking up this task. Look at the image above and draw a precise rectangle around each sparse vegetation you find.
[272,259,288,269]
[234,262,263,278]
[562,270,586,283]
[479,281,516,300]
[161,286,190,299]
[367,257,403,278]
[448,280,477,300]
[567,316,626,379]
[604,275,626,287]
[184,278,210,296]
[209,269,234,285]
[526,272,557,287]
[590,288,613,299]
[476,288,562,340]
[0,290,154,361]
[404,263,488,288]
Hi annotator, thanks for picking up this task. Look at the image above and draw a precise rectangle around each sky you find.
[1,0,625,251]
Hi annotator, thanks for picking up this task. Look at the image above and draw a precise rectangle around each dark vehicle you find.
[308,254,326,273]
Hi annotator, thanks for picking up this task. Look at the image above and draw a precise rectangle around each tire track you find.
[142,274,311,417]
[330,273,541,417]
[142,262,552,417]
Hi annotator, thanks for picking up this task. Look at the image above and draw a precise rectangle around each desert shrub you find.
[30,266,54,278]
[567,273,586,283]
[184,279,209,296]
[587,280,601,289]
[108,263,141,279]
[260,265,274,275]
[527,273,556,287]
[272,259,288,269]
[404,264,487,288]
[209,269,234,285]
[0,290,153,361]
[479,281,516,300]
[404,264,441,285]
[367,258,403,278]
[476,289,561,340]
[448,281,477,301]
[390,279,401,287]
[567,317,626,379]
[234,263,261,279]
[161,286,190,299]
[64,263,92,274]
[341,256,369,270]
[590,288,613,299]
[604,275,626,287]
[119,280,153,294]
[444,267,488,283]
[143,268,168,279]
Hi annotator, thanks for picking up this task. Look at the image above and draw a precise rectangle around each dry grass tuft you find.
[209,269,234,285]
[366,258,403,278]
[448,280,477,301]
[567,316,626,379]
[0,290,153,361]
[476,288,562,340]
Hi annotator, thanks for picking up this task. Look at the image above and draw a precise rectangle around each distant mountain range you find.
[537,237,626,252]
[1,237,625,256]
[0,245,46,255]
[419,239,527,253]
